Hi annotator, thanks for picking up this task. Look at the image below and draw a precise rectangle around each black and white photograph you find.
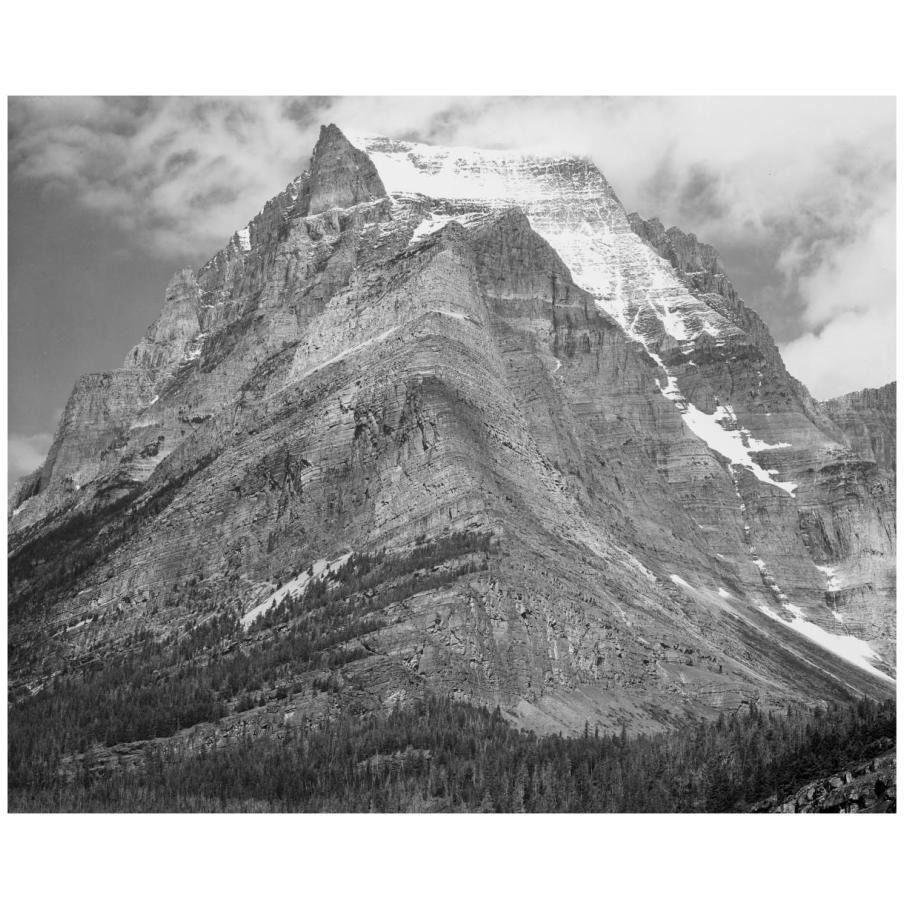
[2,4,901,902]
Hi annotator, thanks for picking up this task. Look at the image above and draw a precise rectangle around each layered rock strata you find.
[8,126,895,747]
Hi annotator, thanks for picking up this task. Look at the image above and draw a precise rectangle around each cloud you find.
[9,96,323,259]
[781,306,896,400]
[796,205,895,330]
[777,194,895,398]
[8,432,53,484]
[9,96,895,397]
[10,96,893,265]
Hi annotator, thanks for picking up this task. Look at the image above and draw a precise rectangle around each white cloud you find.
[11,96,894,268]
[8,432,53,483]
[781,306,896,400]
[779,202,895,398]
[796,206,895,330]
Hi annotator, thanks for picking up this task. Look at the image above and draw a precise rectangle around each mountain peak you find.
[300,123,387,216]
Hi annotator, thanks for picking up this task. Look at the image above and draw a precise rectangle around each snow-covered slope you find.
[353,137,738,340]
[353,136,796,497]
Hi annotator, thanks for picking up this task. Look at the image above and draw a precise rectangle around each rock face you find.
[300,124,387,215]
[824,383,896,473]
[7,126,895,747]
[124,269,203,378]
[9,369,153,521]
[626,213,795,374]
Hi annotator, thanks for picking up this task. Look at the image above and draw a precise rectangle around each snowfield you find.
[241,552,353,630]
[758,604,893,684]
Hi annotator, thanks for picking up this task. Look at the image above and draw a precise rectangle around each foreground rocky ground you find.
[752,742,895,813]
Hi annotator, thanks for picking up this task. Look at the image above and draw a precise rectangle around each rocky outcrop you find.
[751,742,896,813]
[8,127,895,749]
[628,215,721,278]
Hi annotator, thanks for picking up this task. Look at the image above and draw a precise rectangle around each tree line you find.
[10,693,894,813]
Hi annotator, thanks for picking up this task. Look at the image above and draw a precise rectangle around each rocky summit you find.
[8,125,895,755]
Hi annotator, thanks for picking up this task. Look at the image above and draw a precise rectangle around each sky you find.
[7,96,896,483]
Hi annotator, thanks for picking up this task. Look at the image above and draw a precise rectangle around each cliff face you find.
[9,369,153,520]
[824,382,896,473]
[7,126,895,746]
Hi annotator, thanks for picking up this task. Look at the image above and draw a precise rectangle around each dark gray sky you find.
[7,96,896,482]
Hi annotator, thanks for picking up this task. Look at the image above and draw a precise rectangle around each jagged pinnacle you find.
[300,123,388,216]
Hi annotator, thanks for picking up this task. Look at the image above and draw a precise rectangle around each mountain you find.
[8,126,895,767]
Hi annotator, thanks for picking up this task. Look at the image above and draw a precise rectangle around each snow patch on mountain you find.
[816,564,842,592]
[242,552,353,629]
[407,210,486,245]
[350,137,559,205]
[182,332,208,364]
[758,604,893,684]
[290,327,401,386]
[649,351,797,496]
[409,212,458,243]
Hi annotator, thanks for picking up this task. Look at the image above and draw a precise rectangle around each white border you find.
[2,2,902,901]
